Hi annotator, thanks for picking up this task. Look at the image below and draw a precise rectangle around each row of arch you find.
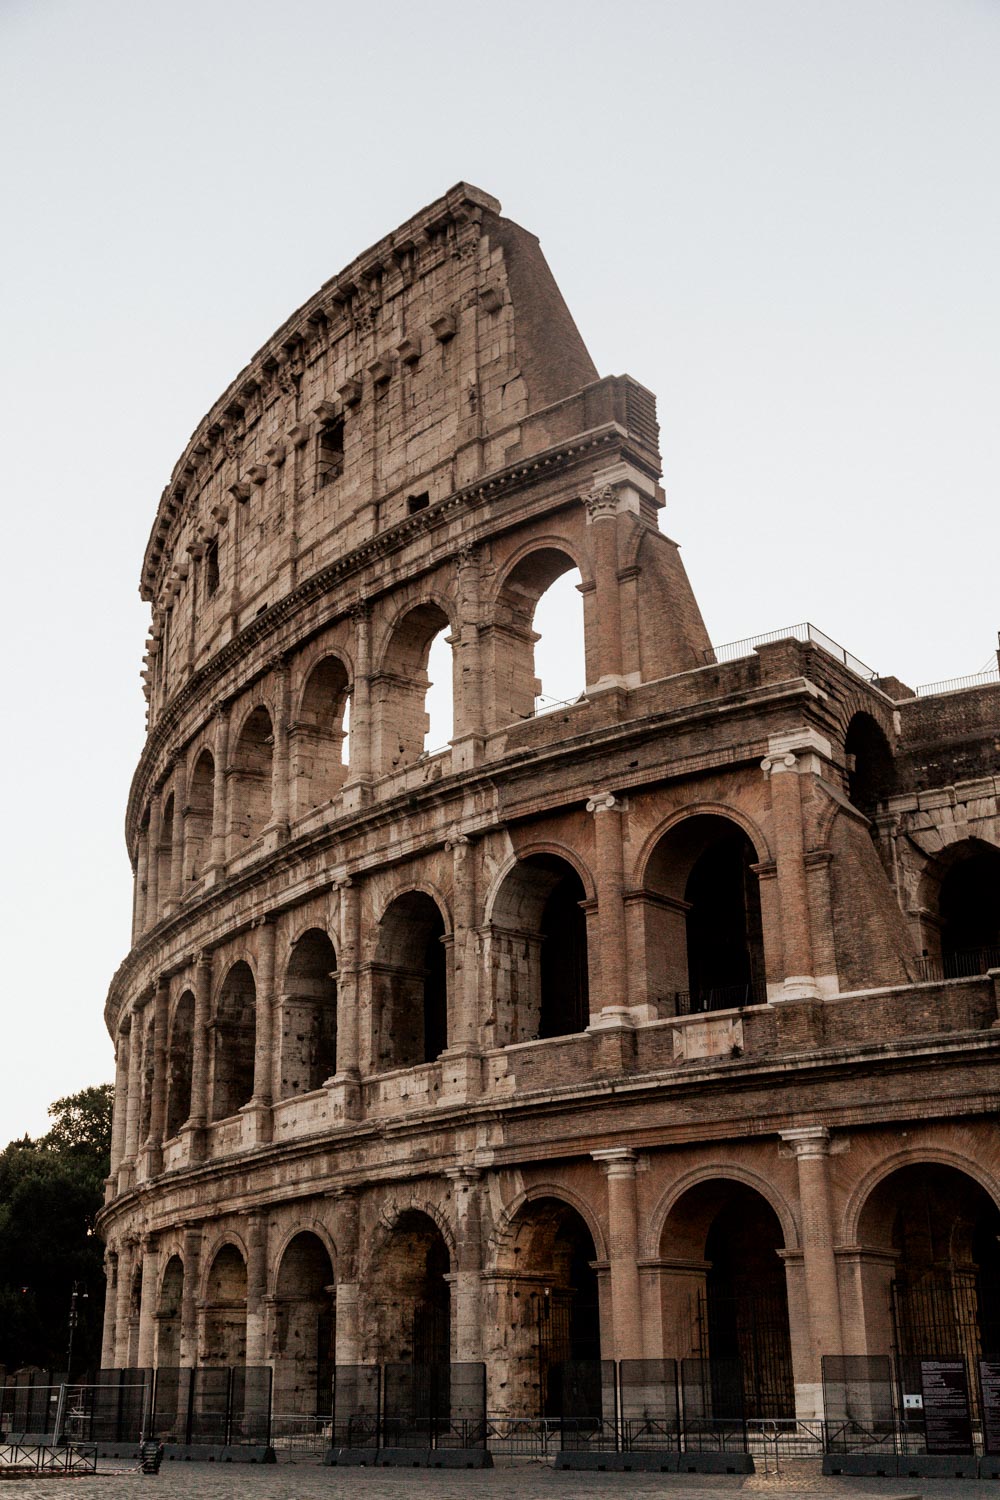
[139,547,589,896]
[120,1159,1000,1420]
[132,816,1000,1138]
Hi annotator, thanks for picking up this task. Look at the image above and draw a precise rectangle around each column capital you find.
[444,1165,482,1186]
[780,1124,832,1158]
[761,727,833,777]
[592,1146,638,1176]
[445,826,472,850]
[586,791,625,815]
[585,461,657,520]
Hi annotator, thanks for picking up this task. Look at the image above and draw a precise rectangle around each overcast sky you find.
[1,0,996,1146]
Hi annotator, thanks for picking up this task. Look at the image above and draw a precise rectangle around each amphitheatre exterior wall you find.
[98,185,1000,1426]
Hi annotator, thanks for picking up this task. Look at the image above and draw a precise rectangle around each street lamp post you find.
[66,1282,88,1384]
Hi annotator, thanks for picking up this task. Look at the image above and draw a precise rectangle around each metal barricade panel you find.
[822,1354,897,1456]
[620,1358,680,1452]
[332,1364,380,1449]
[551,1360,618,1451]
[681,1356,747,1452]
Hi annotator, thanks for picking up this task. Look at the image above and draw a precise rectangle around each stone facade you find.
[97,183,1000,1424]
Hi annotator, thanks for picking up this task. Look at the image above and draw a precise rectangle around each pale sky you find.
[1,0,997,1146]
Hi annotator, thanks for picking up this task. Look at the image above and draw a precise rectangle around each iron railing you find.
[916,669,999,698]
[706,623,878,682]
[674,981,767,1015]
[914,946,1000,983]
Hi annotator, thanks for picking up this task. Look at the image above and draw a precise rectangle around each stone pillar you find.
[246,919,275,1143]
[585,486,625,689]
[145,793,161,929]
[438,833,481,1104]
[113,1239,135,1367]
[122,1005,143,1171]
[109,1027,130,1181]
[267,659,291,841]
[333,1189,361,1366]
[451,544,484,770]
[184,952,212,1153]
[593,1149,643,1360]
[781,1125,844,1418]
[142,975,170,1174]
[180,1225,202,1366]
[330,878,362,1119]
[135,1236,159,1370]
[342,603,372,807]
[587,792,636,1072]
[134,828,149,941]
[447,1168,484,1362]
[168,773,184,908]
[245,1213,268,1366]
[101,1251,118,1368]
[761,729,833,1001]
[207,706,230,877]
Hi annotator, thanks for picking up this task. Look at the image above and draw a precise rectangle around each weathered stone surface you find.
[98,185,1000,1426]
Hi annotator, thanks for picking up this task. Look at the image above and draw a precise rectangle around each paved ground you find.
[1,1459,998,1500]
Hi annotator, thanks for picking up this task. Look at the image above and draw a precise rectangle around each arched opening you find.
[272,1232,335,1417]
[856,1163,1000,1379]
[211,962,256,1121]
[937,842,1000,977]
[644,815,765,1014]
[364,1210,451,1365]
[491,548,584,726]
[203,1244,247,1367]
[185,750,214,882]
[228,706,273,849]
[845,713,894,822]
[488,854,590,1046]
[280,930,338,1098]
[156,1255,184,1367]
[373,893,448,1071]
[291,656,351,817]
[489,1198,600,1422]
[137,1005,154,1146]
[659,1179,793,1419]
[158,792,175,902]
[374,602,453,773]
[165,990,194,1139]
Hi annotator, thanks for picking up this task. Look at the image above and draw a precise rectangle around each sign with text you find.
[981,1359,1000,1456]
[919,1359,973,1455]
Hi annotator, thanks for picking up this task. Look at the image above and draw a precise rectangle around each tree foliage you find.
[0,1085,113,1377]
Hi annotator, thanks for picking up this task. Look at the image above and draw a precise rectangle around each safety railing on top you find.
[705,623,878,682]
[915,668,1000,697]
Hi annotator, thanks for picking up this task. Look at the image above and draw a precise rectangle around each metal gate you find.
[698,1290,794,1419]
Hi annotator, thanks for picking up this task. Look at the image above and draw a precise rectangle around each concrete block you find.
[678,1450,754,1473]
[823,1454,898,1477]
[897,1454,979,1479]
[324,1446,380,1466]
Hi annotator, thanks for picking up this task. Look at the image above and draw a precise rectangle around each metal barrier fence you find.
[822,1353,1000,1458]
[1,1367,271,1449]
[336,1363,487,1450]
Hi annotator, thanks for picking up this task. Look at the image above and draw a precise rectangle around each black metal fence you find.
[823,1353,1000,1458]
[335,1363,487,1450]
[0,1367,271,1448]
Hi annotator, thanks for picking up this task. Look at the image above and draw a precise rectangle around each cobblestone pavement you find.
[2,1458,999,1500]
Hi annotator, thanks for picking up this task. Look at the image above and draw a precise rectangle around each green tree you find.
[0,1085,113,1377]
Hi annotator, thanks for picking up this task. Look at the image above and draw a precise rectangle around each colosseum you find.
[97,183,1000,1457]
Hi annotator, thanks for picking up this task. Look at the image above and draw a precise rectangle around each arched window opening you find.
[488,854,590,1046]
[273,1233,335,1417]
[373,893,448,1071]
[229,706,273,848]
[364,1210,451,1365]
[493,1199,600,1423]
[492,548,583,726]
[185,750,214,882]
[533,567,586,713]
[291,657,351,817]
[644,815,765,1015]
[658,1180,793,1421]
[858,1164,1000,1403]
[938,843,1000,978]
[203,1244,247,1367]
[280,930,338,1098]
[375,603,453,773]
[165,990,194,1139]
[156,1256,184,1368]
[424,626,453,752]
[845,713,894,822]
[211,961,256,1121]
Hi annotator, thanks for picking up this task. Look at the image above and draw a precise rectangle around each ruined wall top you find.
[140,184,605,645]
